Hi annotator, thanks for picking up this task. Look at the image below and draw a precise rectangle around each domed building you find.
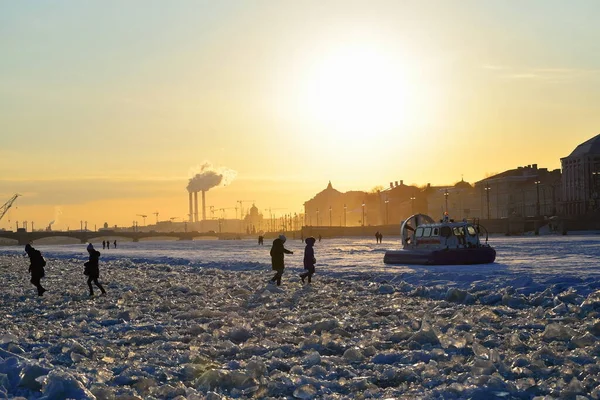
[243,204,264,234]
[561,133,600,215]
[303,181,371,226]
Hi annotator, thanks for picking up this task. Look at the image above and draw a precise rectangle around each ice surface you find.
[1,235,600,398]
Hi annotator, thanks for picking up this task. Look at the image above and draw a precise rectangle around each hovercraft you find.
[383,213,496,265]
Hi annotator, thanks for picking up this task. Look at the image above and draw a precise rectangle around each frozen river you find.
[2,234,600,295]
[1,234,600,399]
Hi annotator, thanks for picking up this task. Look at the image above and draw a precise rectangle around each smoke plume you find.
[186,162,237,192]
[50,207,63,228]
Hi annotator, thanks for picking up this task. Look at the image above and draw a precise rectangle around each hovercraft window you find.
[440,226,452,237]
[415,227,424,237]
[423,227,432,237]
[467,226,477,236]
[433,228,439,236]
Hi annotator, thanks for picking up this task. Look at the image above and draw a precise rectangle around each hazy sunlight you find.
[299,44,413,139]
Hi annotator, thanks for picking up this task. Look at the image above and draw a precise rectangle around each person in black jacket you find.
[84,243,106,296]
[299,236,316,284]
[25,243,46,296]
[269,234,293,286]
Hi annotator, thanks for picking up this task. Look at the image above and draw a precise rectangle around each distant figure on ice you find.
[102,240,106,249]
[84,243,107,296]
[258,235,264,245]
[269,234,293,286]
[375,231,380,243]
[299,236,316,284]
[318,234,322,242]
[379,232,383,243]
[113,240,117,248]
[25,243,46,296]
[106,240,110,249]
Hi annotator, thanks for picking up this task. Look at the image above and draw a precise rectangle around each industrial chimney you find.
[194,192,199,223]
[202,190,206,221]
[188,192,193,222]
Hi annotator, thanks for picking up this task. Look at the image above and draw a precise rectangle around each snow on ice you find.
[0,235,599,399]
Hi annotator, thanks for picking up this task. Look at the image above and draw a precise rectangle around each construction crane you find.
[136,214,147,226]
[0,194,20,223]
[153,211,159,224]
[237,200,256,219]
[219,207,237,219]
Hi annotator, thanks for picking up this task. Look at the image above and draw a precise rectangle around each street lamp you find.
[361,202,365,226]
[535,180,541,217]
[444,190,449,213]
[592,171,600,211]
[343,204,347,227]
[385,199,389,224]
[410,196,416,214]
[484,184,491,220]
[329,206,332,227]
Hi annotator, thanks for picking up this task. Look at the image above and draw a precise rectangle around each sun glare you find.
[299,45,413,139]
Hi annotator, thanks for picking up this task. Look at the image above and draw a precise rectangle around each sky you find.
[1,0,600,230]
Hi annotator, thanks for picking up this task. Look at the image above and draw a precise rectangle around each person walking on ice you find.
[25,243,47,296]
[84,243,107,296]
[269,234,293,286]
[299,236,316,284]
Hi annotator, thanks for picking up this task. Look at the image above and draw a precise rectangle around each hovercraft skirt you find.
[384,247,496,265]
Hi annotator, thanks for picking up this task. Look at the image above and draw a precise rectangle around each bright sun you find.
[299,45,412,138]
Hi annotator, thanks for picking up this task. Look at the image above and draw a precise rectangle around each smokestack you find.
[400,180,403,186]
[202,190,206,221]
[390,182,393,189]
[194,191,199,223]
[395,181,399,187]
[189,192,193,222]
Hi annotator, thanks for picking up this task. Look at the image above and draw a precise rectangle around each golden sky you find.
[1,1,600,230]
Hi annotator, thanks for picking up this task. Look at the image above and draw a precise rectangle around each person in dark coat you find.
[113,240,117,248]
[269,234,293,286]
[84,243,106,296]
[299,236,316,284]
[25,243,46,296]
